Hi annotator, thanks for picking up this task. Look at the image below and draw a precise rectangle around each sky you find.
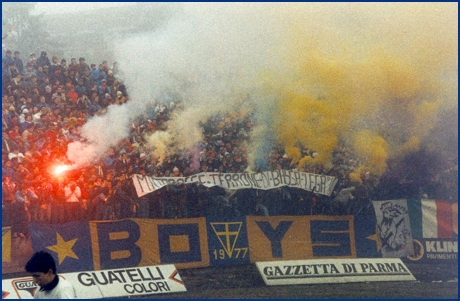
[32,2,135,15]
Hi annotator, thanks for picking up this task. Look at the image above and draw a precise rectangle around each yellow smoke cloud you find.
[349,172,363,185]
[145,131,173,165]
[298,156,314,170]
[284,146,301,165]
[121,3,455,178]
[263,2,456,176]
[353,130,389,175]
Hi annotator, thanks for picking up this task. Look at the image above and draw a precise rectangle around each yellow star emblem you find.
[47,233,79,264]
[366,224,382,251]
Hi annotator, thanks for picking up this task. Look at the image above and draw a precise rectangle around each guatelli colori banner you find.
[132,170,338,197]
[1,265,186,299]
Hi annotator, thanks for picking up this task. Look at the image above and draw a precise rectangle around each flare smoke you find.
[66,3,457,176]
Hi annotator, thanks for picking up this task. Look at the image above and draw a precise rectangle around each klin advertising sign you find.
[406,238,458,262]
[2,265,186,299]
[256,258,416,285]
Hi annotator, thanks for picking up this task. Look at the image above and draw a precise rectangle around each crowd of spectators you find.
[2,49,457,240]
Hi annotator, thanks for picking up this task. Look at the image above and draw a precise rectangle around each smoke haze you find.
[66,3,457,175]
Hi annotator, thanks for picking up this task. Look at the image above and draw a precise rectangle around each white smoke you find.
[66,3,291,168]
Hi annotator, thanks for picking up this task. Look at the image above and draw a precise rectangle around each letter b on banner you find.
[95,220,142,270]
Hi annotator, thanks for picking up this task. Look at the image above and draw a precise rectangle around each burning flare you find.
[53,165,71,176]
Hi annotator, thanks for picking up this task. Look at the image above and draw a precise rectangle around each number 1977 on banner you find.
[212,248,248,260]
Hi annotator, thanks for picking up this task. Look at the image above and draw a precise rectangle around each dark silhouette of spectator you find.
[37,51,50,68]
[13,185,31,239]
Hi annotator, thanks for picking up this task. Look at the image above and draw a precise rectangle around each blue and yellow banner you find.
[2,227,12,263]
[14,206,455,275]
[29,216,365,272]
[29,219,210,273]
[29,221,94,272]
[206,217,250,266]
[246,215,357,262]
[354,215,381,258]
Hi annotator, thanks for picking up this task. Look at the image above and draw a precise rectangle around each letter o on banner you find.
[149,282,159,292]
[133,283,144,293]
[158,224,202,263]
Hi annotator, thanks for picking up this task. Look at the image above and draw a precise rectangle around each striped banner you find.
[408,199,455,239]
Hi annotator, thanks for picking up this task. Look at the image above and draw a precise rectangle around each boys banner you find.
[28,218,210,272]
[4,202,456,276]
[25,215,380,273]
[132,170,338,197]
[372,200,414,258]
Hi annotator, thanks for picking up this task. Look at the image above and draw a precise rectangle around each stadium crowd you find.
[2,50,457,239]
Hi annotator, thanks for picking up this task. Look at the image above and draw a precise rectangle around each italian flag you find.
[408,199,456,239]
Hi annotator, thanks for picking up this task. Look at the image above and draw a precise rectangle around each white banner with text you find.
[1,265,186,299]
[132,170,338,197]
[256,258,416,285]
